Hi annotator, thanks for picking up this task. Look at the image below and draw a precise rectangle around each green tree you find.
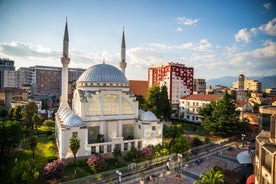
[168,123,189,153]
[136,95,146,110]
[69,135,80,168]
[112,147,122,164]
[193,167,225,184]
[32,113,40,132]
[0,120,22,154]
[144,85,171,120]
[43,119,55,127]
[11,161,39,184]
[159,85,171,120]
[0,108,8,118]
[41,99,49,110]
[29,135,38,159]
[8,107,14,119]
[22,101,38,129]
[198,92,242,137]
[13,105,23,121]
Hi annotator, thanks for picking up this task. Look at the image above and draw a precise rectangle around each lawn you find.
[0,126,57,184]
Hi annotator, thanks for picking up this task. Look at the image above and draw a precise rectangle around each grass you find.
[1,119,212,183]
[0,125,57,184]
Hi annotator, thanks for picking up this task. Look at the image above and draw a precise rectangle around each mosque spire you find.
[58,19,71,112]
[119,27,127,74]
[63,18,69,58]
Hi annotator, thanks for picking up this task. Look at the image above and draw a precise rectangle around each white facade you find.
[55,22,162,159]
[3,70,17,88]
[179,94,222,123]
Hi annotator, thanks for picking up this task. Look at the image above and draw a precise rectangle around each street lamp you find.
[177,153,182,176]
[116,170,122,184]
[177,153,182,172]
[241,133,246,147]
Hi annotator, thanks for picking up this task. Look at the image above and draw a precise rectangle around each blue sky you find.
[0,0,275,80]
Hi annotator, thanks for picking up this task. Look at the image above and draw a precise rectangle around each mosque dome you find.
[139,109,145,118]
[63,114,83,126]
[77,63,128,83]
[140,111,158,122]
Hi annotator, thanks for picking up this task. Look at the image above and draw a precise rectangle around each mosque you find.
[55,21,163,159]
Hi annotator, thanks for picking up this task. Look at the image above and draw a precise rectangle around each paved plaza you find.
[141,144,250,184]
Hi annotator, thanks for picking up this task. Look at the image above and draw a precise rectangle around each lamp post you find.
[177,153,182,172]
[116,170,122,184]
[241,133,246,147]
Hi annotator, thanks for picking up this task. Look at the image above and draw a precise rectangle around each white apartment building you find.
[193,78,206,94]
[3,70,17,88]
[179,94,222,123]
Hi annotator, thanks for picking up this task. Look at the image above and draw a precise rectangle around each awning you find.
[246,174,254,184]
[237,151,253,164]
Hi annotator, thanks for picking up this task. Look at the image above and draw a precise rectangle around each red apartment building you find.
[148,62,193,111]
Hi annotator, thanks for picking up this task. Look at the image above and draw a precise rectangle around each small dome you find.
[64,114,83,126]
[140,111,158,122]
[139,109,145,117]
[77,63,128,83]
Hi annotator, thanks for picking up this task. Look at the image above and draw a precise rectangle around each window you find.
[99,146,104,153]
[138,141,142,149]
[107,145,112,152]
[123,124,134,140]
[86,97,101,116]
[88,126,99,144]
[115,144,121,150]
[104,94,119,115]
[122,98,134,114]
[91,146,96,154]
[124,143,128,151]
[152,126,156,131]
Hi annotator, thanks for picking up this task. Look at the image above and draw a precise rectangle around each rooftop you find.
[180,94,223,101]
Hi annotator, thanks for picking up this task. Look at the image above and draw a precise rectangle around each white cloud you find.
[234,28,257,43]
[177,17,199,26]
[149,43,173,50]
[150,39,212,52]
[1,40,275,81]
[176,27,183,32]
[259,18,276,36]
[263,3,271,10]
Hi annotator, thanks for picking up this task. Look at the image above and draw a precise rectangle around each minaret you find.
[58,20,70,112]
[119,29,127,74]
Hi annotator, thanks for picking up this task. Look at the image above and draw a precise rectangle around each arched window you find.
[121,98,134,115]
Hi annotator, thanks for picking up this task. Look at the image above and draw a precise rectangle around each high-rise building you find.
[254,106,276,184]
[148,62,193,110]
[193,78,206,94]
[3,70,17,88]
[0,58,15,89]
[232,75,262,93]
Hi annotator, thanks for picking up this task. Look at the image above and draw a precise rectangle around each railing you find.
[60,154,174,184]
[60,138,235,184]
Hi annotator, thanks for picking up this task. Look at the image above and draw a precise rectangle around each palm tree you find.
[29,135,38,159]
[112,147,122,165]
[69,135,80,169]
[194,167,225,184]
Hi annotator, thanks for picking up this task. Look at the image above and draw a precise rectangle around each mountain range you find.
[206,75,276,90]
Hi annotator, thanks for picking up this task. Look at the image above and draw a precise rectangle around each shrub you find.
[11,161,39,184]
[126,147,141,162]
[47,156,58,163]
[43,159,65,181]
[141,145,154,159]
[192,136,203,147]
[87,154,106,174]
[44,119,55,127]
